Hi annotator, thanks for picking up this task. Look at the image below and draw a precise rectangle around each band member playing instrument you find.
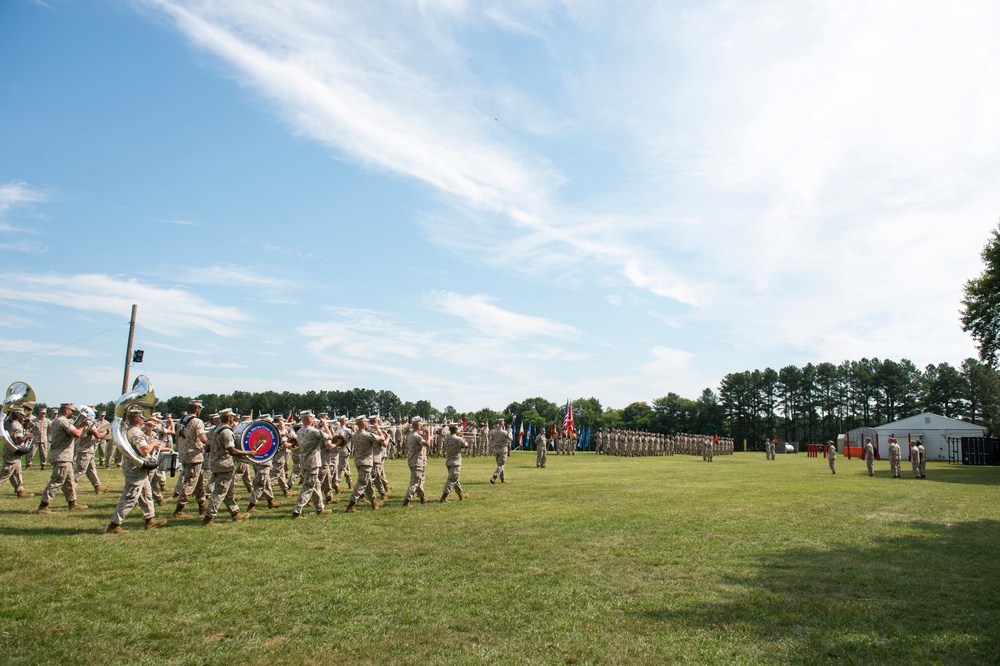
[290,410,336,520]
[173,400,208,520]
[0,407,34,498]
[202,408,252,526]
[73,413,110,496]
[106,408,169,534]
[344,416,386,513]
[37,403,89,514]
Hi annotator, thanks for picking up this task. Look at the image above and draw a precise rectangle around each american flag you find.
[562,400,575,439]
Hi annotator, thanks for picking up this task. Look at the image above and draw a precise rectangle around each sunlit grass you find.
[1,452,998,664]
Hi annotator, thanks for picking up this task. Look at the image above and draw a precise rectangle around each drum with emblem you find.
[233,419,280,464]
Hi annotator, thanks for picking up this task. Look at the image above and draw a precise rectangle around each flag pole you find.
[121,304,137,395]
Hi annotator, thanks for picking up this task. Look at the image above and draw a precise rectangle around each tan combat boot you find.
[231,512,250,522]
[68,501,88,511]
[401,498,411,507]
[317,508,332,515]
[95,486,110,495]
[36,503,52,515]
[17,490,33,499]
[344,501,358,513]
[268,499,283,509]
[145,517,167,531]
[440,493,449,503]
[459,493,469,500]
[106,523,128,534]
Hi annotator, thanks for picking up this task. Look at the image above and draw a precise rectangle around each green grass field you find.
[1,452,998,665]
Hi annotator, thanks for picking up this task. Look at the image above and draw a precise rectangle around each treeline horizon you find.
[61,355,996,446]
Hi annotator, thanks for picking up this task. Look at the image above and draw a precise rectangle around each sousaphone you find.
[1,381,35,456]
[112,375,160,469]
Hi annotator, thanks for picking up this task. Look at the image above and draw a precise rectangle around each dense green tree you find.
[962,220,1000,366]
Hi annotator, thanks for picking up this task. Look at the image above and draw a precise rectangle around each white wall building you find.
[845,412,986,462]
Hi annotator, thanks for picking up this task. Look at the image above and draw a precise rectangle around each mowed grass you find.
[1,452,999,665]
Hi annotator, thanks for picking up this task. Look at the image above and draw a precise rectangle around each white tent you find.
[845,413,985,462]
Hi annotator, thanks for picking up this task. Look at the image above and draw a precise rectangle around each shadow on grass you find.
[0,525,98,536]
[640,519,1000,664]
[924,465,1000,486]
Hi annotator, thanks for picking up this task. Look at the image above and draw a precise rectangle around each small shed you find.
[846,413,986,462]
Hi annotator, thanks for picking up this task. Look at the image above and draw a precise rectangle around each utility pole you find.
[121,304,137,395]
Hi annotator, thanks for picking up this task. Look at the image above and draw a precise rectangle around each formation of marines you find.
[9,398,938,536]
[594,429,735,459]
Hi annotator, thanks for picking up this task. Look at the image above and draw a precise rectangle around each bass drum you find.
[234,419,280,465]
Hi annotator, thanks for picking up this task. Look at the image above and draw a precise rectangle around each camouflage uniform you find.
[403,426,429,504]
[174,414,207,516]
[292,422,331,515]
[489,424,512,483]
[39,415,81,508]
[864,440,875,476]
[203,423,242,521]
[0,417,31,496]
[441,431,468,499]
[535,432,547,468]
[109,424,158,527]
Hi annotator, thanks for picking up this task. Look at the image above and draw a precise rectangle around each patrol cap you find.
[61,402,76,411]
[299,410,313,419]
[355,415,367,424]
[338,415,348,422]
[410,416,423,424]
[318,412,329,419]
[188,399,203,409]
[219,408,233,418]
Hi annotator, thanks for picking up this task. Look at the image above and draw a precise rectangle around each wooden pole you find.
[121,304,137,395]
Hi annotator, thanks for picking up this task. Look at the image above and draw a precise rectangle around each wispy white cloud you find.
[172,263,292,289]
[0,272,250,338]
[0,338,96,358]
[141,0,706,306]
[0,181,50,244]
[429,291,579,339]
[190,360,248,369]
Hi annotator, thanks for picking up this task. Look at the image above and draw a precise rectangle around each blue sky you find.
[0,0,996,411]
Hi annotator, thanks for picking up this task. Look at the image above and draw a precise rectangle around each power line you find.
[0,321,131,370]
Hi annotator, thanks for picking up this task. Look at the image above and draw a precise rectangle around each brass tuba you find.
[1,381,35,455]
[112,375,160,469]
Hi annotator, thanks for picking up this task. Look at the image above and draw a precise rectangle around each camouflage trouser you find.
[100,439,115,466]
[293,466,324,514]
[0,456,25,493]
[111,468,155,525]
[73,449,102,490]
[320,461,334,498]
[250,463,274,504]
[890,457,900,477]
[41,461,77,504]
[335,449,352,486]
[919,460,926,478]
[828,457,836,474]
[372,462,388,494]
[175,461,205,508]
[348,465,376,504]
[404,465,425,501]
[34,439,50,466]
[536,446,547,467]
[235,462,252,493]
[911,460,920,478]
[204,469,239,519]
[443,464,463,495]
[492,450,508,480]
[270,455,289,492]
[866,457,874,476]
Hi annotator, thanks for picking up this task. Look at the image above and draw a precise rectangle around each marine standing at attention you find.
[826,440,836,475]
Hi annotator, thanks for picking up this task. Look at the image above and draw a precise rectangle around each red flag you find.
[550,422,558,439]
[288,408,295,422]
[713,432,720,445]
